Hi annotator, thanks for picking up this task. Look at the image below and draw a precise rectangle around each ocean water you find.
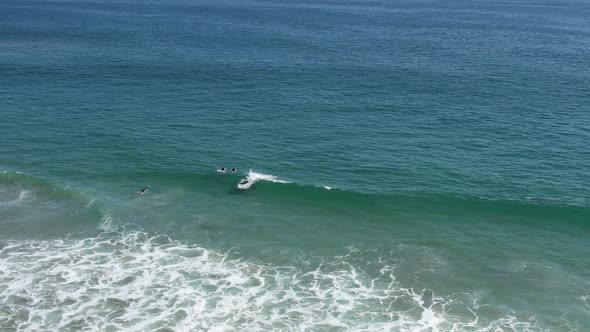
[1,0,590,330]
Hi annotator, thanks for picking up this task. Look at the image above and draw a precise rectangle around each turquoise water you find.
[1,0,590,330]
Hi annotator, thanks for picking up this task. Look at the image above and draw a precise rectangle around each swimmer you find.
[217,167,227,173]
[137,188,148,195]
[231,168,237,173]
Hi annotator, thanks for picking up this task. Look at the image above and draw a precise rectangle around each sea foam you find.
[0,232,539,331]
[237,170,289,190]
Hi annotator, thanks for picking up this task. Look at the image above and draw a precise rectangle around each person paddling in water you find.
[137,188,148,195]
[231,168,237,173]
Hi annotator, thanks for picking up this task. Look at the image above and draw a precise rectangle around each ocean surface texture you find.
[1,0,589,330]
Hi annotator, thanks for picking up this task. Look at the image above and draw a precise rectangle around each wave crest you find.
[0,170,103,238]
[237,170,289,190]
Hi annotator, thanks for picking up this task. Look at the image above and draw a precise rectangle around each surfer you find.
[240,179,249,185]
[137,188,148,195]
[231,168,237,173]
[218,167,227,173]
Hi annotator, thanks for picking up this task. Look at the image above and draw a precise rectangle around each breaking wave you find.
[0,231,541,332]
[237,170,289,190]
[0,170,103,238]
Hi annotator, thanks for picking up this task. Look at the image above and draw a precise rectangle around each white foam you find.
[237,170,288,190]
[98,211,116,232]
[0,189,32,207]
[313,184,344,191]
[0,170,23,174]
[18,190,30,201]
[0,232,540,332]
